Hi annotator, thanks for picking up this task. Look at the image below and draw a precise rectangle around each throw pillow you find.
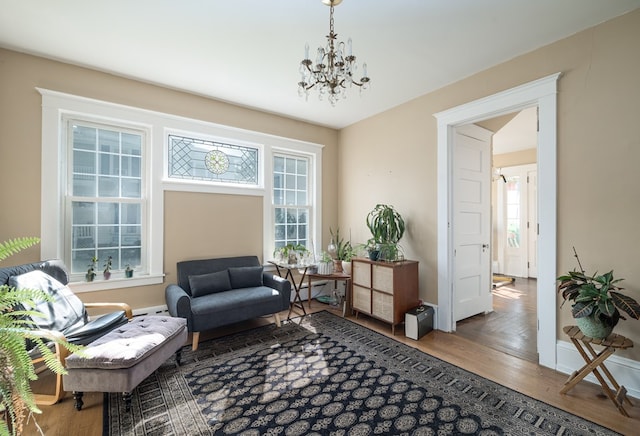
[8,269,85,332]
[228,266,263,289]
[188,270,232,297]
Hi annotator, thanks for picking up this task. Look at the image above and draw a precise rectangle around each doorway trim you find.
[434,72,561,369]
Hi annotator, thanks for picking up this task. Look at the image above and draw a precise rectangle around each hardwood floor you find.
[25,302,638,435]
[456,277,538,362]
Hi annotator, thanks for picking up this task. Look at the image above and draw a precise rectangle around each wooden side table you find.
[561,325,634,417]
[307,272,351,317]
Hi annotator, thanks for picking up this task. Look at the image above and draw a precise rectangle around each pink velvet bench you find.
[62,315,187,411]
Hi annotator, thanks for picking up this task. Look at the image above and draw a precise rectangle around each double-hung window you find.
[273,154,310,250]
[68,120,144,276]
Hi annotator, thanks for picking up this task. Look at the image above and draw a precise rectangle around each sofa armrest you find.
[263,273,291,309]
[165,284,193,329]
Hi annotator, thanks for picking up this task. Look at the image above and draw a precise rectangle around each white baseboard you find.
[132,304,169,317]
[556,339,640,399]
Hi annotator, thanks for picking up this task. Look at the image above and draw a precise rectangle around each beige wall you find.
[0,48,339,309]
[339,9,640,360]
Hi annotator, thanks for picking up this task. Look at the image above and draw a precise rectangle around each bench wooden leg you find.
[274,312,281,327]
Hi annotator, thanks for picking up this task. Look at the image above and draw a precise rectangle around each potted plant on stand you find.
[366,204,406,261]
[316,251,333,275]
[557,247,640,338]
[330,227,353,275]
[273,243,309,265]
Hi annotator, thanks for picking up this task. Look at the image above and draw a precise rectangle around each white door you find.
[527,169,538,278]
[453,124,493,322]
[496,164,537,278]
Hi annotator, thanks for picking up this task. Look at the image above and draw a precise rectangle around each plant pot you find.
[333,259,343,273]
[575,316,613,339]
[125,270,133,278]
[103,271,111,280]
[342,261,352,276]
[368,250,379,261]
[317,261,333,275]
[86,273,95,282]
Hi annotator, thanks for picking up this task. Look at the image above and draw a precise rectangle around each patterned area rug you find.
[104,311,618,435]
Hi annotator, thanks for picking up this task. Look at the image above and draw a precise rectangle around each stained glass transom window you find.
[168,135,259,185]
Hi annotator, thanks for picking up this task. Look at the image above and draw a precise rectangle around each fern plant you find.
[0,237,83,436]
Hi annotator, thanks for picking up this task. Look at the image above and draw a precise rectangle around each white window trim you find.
[39,88,164,292]
[39,88,323,292]
[264,143,323,262]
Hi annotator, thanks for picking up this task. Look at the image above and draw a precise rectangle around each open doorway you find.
[434,73,560,369]
[455,107,539,362]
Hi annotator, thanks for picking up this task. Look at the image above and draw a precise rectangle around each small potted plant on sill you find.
[557,247,640,338]
[103,256,113,280]
[124,264,134,278]
[86,256,97,282]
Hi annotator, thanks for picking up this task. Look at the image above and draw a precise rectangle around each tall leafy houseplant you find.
[0,238,81,436]
[557,247,640,338]
[366,204,405,261]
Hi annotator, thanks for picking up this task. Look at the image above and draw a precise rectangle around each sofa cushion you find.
[228,266,263,289]
[188,270,232,297]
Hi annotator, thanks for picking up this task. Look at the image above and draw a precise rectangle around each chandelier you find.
[298,0,370,105]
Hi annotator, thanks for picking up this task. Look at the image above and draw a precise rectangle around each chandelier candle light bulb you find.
[298,0,370,105]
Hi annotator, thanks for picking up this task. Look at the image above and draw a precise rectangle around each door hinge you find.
[527,221,529,229]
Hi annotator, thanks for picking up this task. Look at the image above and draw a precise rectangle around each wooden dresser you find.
[351,258,419,334]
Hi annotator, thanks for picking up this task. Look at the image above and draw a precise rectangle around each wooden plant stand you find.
[561,325,634,417]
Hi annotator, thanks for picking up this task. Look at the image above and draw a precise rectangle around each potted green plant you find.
[273,243,309,265]
[316,251,333,275]
[557,247,640,338]
[86,256,97,282]
[124,264,134,278]
[366,204,405,261]
[0,237,82,436]
[329,227,353,274]
[102,256,113,280]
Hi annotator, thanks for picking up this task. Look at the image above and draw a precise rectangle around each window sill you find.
[69,274,164,294]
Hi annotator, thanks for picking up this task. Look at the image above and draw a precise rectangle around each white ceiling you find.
[1,0,639,129]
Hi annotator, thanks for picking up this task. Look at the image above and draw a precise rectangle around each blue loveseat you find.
[165,256,291,350]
